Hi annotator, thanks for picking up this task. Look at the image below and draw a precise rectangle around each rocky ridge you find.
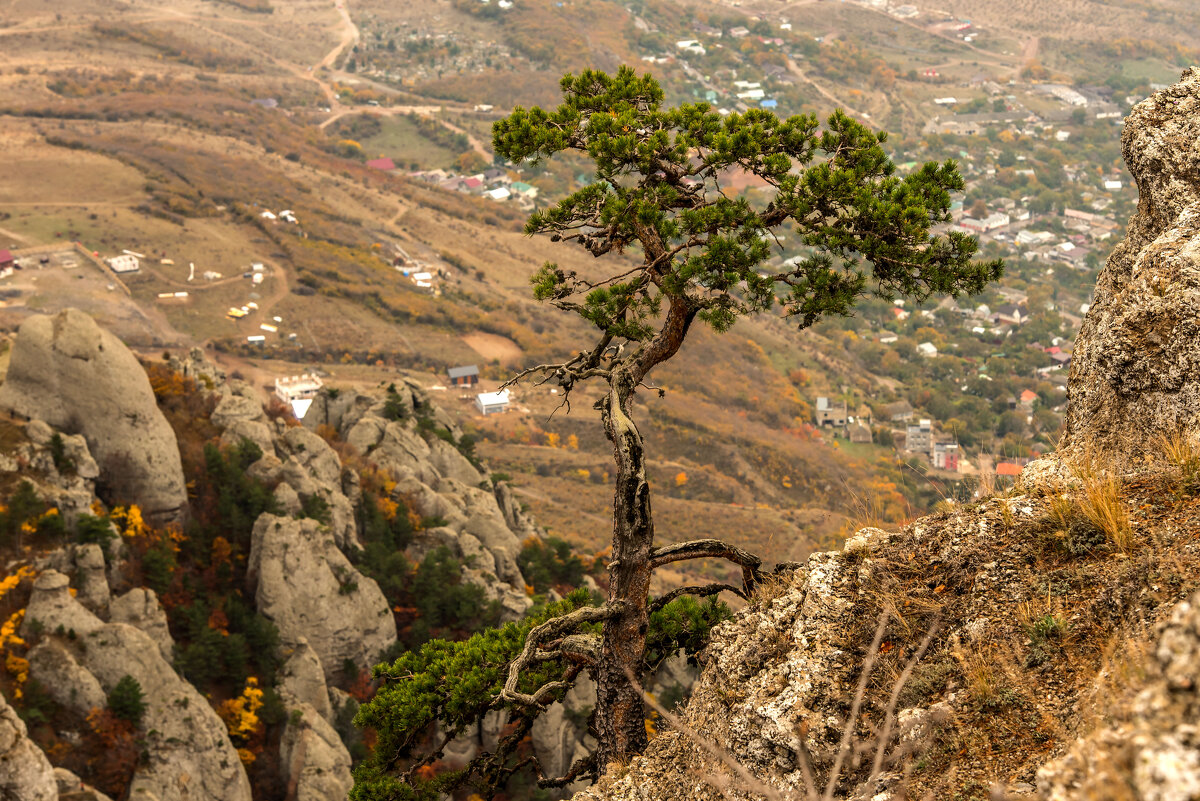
[0,332,584,799]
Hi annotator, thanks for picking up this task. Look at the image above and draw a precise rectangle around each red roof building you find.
[1019,389,1038,404]
[366,157,396,171]
[0,250,12,269]
[996,462,1022,477]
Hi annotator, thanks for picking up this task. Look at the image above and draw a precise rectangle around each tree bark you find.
[593,367,653,768]
[593,296,697,768]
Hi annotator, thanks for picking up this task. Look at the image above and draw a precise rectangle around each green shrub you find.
[518,536,586,593]
[108,675,146,726]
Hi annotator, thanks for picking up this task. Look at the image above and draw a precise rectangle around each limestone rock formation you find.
[0,689,57,801]
[248,514,396,681]
[279,702,354,801]
[309,385,536,619]
[278,638,334,724]
[1036,590,1200,800]
[0,309,187,519]
[19,571,252,801]
[108,588,174,662]
[1061,68,1200,461]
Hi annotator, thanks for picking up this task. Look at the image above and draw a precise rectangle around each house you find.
[447,365,480,388]
[916,342,938,358]
[996,462,1023,478]
[958,212,1010,233]
[848,421,873,443]
[275,373,324,419]
[728,26,750,37]
[906,419,933,455]
[475,389,510,415]
[0,250,12,271]
[485,187,511,201]
[887,400,914,422]
[510,182,539,200]
[1050,351,1072,368]
[815,397,848,428]
[1019,389,1038,411]
[933,441,960,472]
[992,304,1028,326]
[366,157,396,171]
[107,254,140,273]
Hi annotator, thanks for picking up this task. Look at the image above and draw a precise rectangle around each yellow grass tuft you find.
[1076,470,1134,553]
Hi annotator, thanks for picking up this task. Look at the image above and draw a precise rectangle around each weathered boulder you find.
[248,514,396,682]
[72,543,109,613]
[219,418,275,457]
[279,702,354,801]
[278,638,334,724]
[1038,590,1200,800]
[280,701,353,801]
[26,639,107,712]
[428,437,483,486]
[1062,68,1200,461]
[20,572,252,801]
[109,587,173,662]
[25,419,100,481]
[23,569,103,638]
[0,309,187,519]
[0,690,57,801]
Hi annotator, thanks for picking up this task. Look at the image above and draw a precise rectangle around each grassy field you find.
[353,115,462,169]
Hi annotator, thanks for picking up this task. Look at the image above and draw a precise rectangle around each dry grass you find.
[1076,470,1134,553]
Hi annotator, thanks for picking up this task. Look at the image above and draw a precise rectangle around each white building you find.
[275,373,324,419]
[916,341,939,358]
[475,389,511,415]
[107,254,140,273]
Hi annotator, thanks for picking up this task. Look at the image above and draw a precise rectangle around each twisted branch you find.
[536,752,600,789]
[501,602,626,708]
[648,539,764,591]
[649,582,746,612]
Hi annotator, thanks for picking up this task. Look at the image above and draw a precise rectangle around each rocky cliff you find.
[573,69,1200,801]
[1061,67,1200,463]
[0,309,187,521]
[0,326,585,800]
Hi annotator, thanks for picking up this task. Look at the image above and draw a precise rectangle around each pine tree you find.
[354,66,1001,797]
[107,674,146,727]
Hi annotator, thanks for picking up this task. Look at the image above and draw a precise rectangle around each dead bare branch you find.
[867,613,942,786]
[648,539,765,590]
[649,583,747,612]
[502,602,626,707]
[823,612,890,801]
[622,667,788,801]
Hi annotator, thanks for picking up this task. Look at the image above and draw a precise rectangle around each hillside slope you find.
[574,68,1200,801]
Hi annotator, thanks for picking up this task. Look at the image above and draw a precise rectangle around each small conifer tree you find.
[107,674,146,727]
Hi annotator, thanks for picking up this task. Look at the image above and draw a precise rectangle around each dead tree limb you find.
[648,539,764,591]
[649,583,746,612]
[502,602,626,708]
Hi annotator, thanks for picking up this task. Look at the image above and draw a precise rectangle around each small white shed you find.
[475,390,510,415]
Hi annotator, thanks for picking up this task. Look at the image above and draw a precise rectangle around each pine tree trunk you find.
[593,367,653,768]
